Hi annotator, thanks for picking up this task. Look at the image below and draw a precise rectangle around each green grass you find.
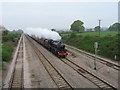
[2,42,13,62]
[0,61,2,69]
[0,45,2,68]
[61,31,118,37]
[62,31,119,61]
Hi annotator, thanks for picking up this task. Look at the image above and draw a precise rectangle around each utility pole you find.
[94,42,98,70]
[98,20,101,36]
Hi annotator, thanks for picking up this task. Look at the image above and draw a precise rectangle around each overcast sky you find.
[1,1,118,31]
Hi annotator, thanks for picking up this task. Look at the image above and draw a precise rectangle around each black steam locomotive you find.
[31,36,68,58]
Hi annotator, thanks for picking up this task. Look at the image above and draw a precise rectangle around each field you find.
[0,61,2,69]
[61,31,119,60]
[61,31,118,37]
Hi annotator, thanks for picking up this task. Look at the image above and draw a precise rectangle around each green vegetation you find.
[70,20,85,32]
[61,31,118,37]
[0,45,2,68]
[2,30,23,62]
[62,31,119,61]
[94,26,100,32]
[108,23,120,31]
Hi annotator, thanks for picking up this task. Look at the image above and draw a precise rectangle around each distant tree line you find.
[70,20,120,33]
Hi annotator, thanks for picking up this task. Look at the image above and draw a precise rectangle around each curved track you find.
[66,45,120,71]
[60,58,117,90]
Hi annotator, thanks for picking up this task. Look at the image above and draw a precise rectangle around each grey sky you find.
[1,2,118,30]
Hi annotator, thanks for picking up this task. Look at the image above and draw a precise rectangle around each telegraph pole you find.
[98,20,101,36]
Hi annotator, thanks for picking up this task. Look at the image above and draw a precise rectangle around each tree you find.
[70,20,85,32]
[2,30,9,35]
[94,26,100,32]
[108,23,120,31]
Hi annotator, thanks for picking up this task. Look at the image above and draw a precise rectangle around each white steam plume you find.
[25,27,61,41]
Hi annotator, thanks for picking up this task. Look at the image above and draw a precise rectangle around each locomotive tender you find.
[31,35,68,58]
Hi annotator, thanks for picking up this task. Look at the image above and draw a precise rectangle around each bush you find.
[2,43,13,61]
[70,32,77,38]
[2,31,21,62]
[2,33,21,43]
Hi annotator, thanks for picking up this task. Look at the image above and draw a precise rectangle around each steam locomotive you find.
[31,36,68,58]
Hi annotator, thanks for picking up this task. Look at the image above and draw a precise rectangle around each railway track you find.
[66,45,120,71]
[3,35,24,89]
[60,58,117,90]
[11,37,24,89]
[26,35,73,89]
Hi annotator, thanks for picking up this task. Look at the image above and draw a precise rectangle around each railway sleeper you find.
[97,82,106,86]
[103,86,112,89]
[92,79,99,82]
[86,76,96,80]
[93,81,103,84]
[99,84,110,88]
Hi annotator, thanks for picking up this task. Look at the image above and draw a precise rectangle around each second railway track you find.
[60,58,117,90]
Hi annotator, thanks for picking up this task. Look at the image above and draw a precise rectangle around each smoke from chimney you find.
[25,27,61,41]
